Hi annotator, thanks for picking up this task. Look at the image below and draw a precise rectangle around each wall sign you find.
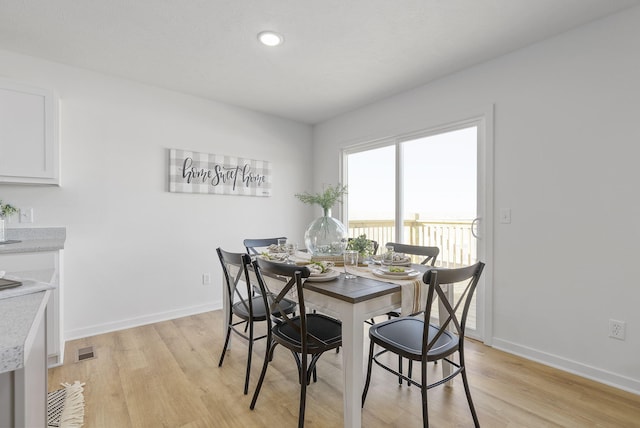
[169,149,271,197]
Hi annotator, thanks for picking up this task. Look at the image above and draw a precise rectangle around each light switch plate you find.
[19,208,34,223]
[499,208,511,224]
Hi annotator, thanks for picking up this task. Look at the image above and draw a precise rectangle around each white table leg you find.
[338,302,365,428]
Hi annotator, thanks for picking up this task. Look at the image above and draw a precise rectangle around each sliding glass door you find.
[343,119,489,340]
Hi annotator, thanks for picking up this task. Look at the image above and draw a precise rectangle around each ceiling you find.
[0,0,637,124]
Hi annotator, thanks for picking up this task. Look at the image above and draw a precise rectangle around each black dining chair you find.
[373,243,441,384]
[362,262,485,427]
[216,248,297,394]
[250,257,342,428]
[368,243,439,325]
[243,237,287,255]
[243,237,288,299]
[385,242,439,266]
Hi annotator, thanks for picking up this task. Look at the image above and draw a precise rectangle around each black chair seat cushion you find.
[232,295,296,320]
[273,313,342,351]
[369,317,458,361]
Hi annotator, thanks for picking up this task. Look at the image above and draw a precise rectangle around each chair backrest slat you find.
[243,237,287,255]
[385,242,439,266]
[252,258,331,351]
[422,262,484,353]
[217,247,258,319]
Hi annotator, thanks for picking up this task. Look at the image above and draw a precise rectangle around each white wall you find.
[0,50,313,339]
[314,7,640,393]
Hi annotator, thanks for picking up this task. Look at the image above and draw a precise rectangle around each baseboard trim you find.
[64,300,223,341]
[492,337,640,395]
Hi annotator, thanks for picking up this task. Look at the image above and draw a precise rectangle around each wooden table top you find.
[304,274,400,304]
[302,263,431,304]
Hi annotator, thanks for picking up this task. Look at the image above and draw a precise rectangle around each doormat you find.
[47,381,85,428]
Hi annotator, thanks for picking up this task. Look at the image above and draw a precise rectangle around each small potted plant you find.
[346,234,375,259]
[0,199,18,242]
[295,184,348,256]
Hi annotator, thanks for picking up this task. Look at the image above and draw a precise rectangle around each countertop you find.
[0,227,66,254]
[0,286,52,373]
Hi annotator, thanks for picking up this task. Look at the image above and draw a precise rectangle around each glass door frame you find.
[340,107,494,344]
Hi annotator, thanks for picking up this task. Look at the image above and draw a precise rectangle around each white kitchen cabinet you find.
[0,78,59,185]
[1,228,66,366]
[0,291,49,428]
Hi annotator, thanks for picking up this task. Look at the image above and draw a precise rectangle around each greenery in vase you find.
[347,234,375,258]
[294,184,347,214]
[0,200,18,218]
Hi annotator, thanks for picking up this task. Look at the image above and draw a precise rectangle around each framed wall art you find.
[169,149,271,197]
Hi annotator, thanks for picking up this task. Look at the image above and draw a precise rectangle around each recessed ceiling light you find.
[257,31,284,47]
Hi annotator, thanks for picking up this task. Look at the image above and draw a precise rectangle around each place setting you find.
[302,248,364,282]
[305,260,341,282]
[257,238,299,263]
[371,265,421,280]
[370,251,412,266]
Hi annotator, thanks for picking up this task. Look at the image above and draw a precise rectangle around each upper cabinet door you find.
[0,79,59,185]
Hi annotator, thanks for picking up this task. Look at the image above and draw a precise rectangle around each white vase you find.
[0,217,5,242]
[304,208,348,256]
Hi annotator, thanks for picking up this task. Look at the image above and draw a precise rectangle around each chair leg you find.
[291,352,303,384]
[250,340,275,410]
[362,340,375,407]
[307,354,323,385]
[244,320,254,395]
[218,326,232,367]
[461,367,480,427]
[421,385,429,428]
[407,360,413,386]
[421,356,429,427]
[299,352,308,428]
[398,356,403,385]
[459,347,480,428]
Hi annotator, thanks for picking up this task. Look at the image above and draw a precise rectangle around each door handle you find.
[471,218,481,239]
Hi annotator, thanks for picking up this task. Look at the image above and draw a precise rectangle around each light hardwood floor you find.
[48,310,640,427]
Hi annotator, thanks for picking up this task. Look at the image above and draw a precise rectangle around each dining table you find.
[223,257,453,428]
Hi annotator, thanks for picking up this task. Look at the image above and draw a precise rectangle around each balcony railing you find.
[348,218,476,267]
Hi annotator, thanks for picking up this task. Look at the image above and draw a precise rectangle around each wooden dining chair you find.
[362,262,485,427]
[216,248,297,394]
[249,257,342,428]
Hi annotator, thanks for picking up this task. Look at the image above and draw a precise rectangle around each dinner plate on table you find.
[376,266,416,276]
[306,270,341,282]
[372,268,420,280]
[370,256,412,266]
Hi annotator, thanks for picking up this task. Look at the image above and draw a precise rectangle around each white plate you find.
[372,268,421,280]
[306,270,341,282]
[371,257,411,266]
[377,266,416,275]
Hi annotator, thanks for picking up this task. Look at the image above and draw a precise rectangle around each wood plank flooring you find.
[48,310,640,427]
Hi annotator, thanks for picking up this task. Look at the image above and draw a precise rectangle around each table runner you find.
[340,265,426,315]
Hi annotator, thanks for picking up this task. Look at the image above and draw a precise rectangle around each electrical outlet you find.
[609,319,626,340]
[202,273,211,285]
